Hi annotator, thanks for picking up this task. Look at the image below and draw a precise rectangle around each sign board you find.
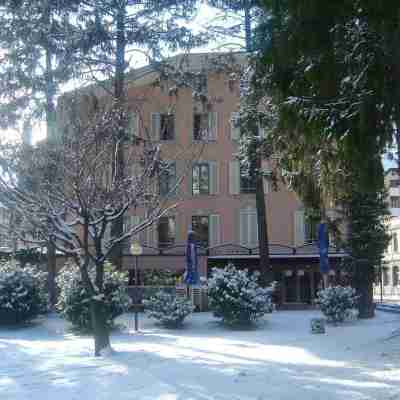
[131,241,143,256]
[297,270,305,276]
[284,270,293,277]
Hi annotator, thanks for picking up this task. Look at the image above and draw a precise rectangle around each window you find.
[158,217,176,248]
[240,165,256,193]
[393,232,398,253]
[390,180,400,188]
[192,163,210,195]
[160,113,174,141]
[240,209,258,247]
[383,267,390,286]
[159,161,176,197]
[305,216,318,244]
[193,113,209,141]
[390,196,400,208]
[393,266,399,286]
[192,216,209,247]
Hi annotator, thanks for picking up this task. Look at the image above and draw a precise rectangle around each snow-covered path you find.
[1,310,399,400]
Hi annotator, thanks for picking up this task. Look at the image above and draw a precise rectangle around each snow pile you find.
[0,260,47,325]
[1,311,399,400]
[143,291,194,328]
[317,285,358,323]
[208,264,274,325]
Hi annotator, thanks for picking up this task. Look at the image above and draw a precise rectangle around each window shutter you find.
[208,111,217,141]
[229,160,240,195]
[146,222,157,246]
[102,223,112,253]
[230,112,240,141]
[239,211,248,246]
[294,210,305,247]
[128,112,138,141]
[263,177,270,194]
[151,112,161,141]
[249,212,258,248]
[188,162,194,195]
[209,161,219,195]
[209,214,221,247]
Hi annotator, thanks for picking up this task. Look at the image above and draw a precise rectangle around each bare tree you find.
[0,97,180,356]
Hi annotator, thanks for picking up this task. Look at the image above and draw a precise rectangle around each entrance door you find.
[299,272,312,303]
[284,273,297,302]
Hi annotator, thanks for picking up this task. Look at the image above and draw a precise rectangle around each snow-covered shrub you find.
[316,285,358,323]
[142,269,176,286]
[143,291,194,328]
[208,264,274,326]
[0,260,48,325]
[56,261,131,332]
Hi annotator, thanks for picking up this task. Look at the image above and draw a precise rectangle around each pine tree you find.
[0,0,80,306]
[254,0,395,317]
[206,0,273,285]
[70,0,202,269]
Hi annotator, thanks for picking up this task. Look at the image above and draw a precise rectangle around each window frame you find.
[193,112,209,141]
[157,216,176,248]
[192,162,210,195]
[159,113,175,141]
[191,215,209,248]
[159,161,176,197]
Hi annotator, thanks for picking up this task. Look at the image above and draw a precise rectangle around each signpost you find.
[130,241,143,332]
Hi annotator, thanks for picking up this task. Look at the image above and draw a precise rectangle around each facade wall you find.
[122,61,303,262]
[375,216,400,301]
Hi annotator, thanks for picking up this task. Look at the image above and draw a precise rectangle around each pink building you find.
[60,53,346,306]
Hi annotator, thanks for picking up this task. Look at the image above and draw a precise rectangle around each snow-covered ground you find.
[1,310,399,400]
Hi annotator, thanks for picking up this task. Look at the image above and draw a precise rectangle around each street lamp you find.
[130,240,143,285]
[130,240,143,332]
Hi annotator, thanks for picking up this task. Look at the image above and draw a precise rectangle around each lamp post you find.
[130,240,143,331]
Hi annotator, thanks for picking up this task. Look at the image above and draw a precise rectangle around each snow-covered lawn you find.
[1,310,399,400]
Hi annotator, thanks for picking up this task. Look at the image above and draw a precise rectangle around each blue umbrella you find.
[184,230,199,286]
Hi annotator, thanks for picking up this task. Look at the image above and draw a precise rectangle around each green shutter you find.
[294,210,305,247]
[229,160,240,195]
[128,112,138,141]
[209,161,219,195]
[209,214,221,247]
[230,112,240,141]
[208,111,217,141]
[151,112,160,141]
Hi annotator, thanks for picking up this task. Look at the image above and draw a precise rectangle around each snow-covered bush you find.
[316,285,358,323]
[208,264,274,326]
[0,260,48,325]
[143,291,194,328]
[56,261,131,332]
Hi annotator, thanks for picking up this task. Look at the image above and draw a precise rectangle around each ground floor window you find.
[158,216,176,248]
[192,215,209,247]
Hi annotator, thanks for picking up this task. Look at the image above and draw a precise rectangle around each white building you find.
[375,216,400,301]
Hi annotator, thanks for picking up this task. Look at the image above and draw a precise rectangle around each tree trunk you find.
[110,5,126,270]
[44,1,59,305]
[354,278,375,319]
[47,242,57,308]
[90,300,111,356]
[354,261,375,319]
[256,166,272,286]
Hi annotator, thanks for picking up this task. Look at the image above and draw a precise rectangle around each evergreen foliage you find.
[317,286,358,324]
[208,264,274,326]
[143,291,194,328]
[56,262,131,332]
[252,0,395,317]
[0,260,48,325]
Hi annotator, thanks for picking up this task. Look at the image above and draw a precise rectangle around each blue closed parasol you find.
[184,230,199,286]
